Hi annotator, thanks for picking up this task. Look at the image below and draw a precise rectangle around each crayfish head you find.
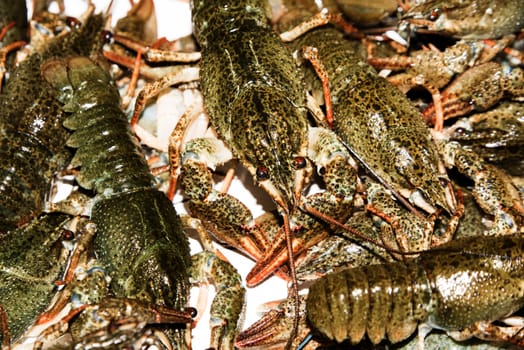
[254,155,312,216]
[230,87,312,215]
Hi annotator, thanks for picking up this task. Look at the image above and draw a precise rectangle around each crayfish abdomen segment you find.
[307,259,430,344]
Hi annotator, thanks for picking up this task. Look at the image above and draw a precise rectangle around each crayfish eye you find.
[65,16,81,29]
[439,177,449,187]
[428,8,441,21]
[256,166,270,181]
[61,229,75,241]
[293,156,307,169]
[454,127,466,136]
[186,307,198,318]
[101,30,113,44]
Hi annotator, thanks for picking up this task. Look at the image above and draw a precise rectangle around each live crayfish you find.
[6,205,192,350]
[99,2,524,348]
[238,234,524,349]
[40,47,250,349]
[35,297,193,350]
[298,1,465,211]
[274,0,460,232]
[32,214,245,350]
[366,37,524,133]
[40,55,194,348]
[235,184,509,350]
[306,234,524,347]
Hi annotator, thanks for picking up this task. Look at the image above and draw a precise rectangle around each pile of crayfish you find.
[0,0,522,349]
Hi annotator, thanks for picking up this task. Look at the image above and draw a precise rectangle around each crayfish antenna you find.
[283,213,300,350]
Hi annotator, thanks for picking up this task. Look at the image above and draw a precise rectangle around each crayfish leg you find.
[190,251,245,350]
[302,46,334,129]
[447,319,524,347]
